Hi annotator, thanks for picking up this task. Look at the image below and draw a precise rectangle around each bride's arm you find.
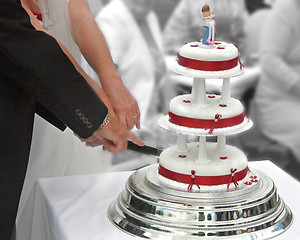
[21,1,111,107]
[21,1,145,151]
[68,0,141,130]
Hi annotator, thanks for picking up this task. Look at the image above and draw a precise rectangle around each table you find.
[31,161,300,240]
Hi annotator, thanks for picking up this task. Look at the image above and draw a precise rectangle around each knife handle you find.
[127,141,162,157]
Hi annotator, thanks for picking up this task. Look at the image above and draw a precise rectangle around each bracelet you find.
[97,114,110,131]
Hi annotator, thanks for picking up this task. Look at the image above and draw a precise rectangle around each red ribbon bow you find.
[227,168,239,189]
[188,170,200,191]
[206,114,222,134]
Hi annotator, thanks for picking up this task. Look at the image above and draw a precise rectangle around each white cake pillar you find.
[221,78,231,103]
[177,133,188,152]
[192,78,207,107]
[217,135,227,152]
[191,78,198,99]
[197,136,208,162]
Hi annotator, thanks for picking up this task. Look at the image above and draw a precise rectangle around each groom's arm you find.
[0,0,107,138]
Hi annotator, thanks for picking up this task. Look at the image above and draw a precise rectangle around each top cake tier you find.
[172,41,243,78]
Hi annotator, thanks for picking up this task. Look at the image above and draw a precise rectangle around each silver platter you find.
[108,164,293,239]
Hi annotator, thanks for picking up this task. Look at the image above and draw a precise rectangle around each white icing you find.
[158,142,258,192]
[157,169,259,192]
[171,40,243,79]
[166,116,250,136]
[172,61,243,79]
[179,41,239,62]
[159,142,248,175]
[169,94,244,120]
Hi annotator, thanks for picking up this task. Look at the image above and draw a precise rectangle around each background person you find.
[252,0,300,175]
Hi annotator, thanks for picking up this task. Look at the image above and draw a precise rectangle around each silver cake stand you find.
[108,164,293,239]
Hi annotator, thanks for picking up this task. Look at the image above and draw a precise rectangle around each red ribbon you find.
[205,113,222,134]
[177,54,241,71]
[169,112,246,132]
[227,168,239,188]
[159,165,250,189]
[188,170,200,191]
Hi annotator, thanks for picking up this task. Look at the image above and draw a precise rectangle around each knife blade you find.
[127,141,163,157]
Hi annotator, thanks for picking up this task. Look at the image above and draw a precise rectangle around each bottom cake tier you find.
[108,165,293,239]
[158,142,258,192]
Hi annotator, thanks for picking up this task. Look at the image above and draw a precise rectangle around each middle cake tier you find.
[168,94,249,134]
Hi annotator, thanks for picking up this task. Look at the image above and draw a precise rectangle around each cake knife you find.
[127,141,163,157]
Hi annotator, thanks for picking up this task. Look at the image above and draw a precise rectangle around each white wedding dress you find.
[16,1,111,239]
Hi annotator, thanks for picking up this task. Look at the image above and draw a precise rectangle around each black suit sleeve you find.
[0,1,109,237]
[0,0,108,138]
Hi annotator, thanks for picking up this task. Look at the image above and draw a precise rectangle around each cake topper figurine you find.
[201,4,215,45]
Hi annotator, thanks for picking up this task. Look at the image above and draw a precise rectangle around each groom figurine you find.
[201,4,215,45]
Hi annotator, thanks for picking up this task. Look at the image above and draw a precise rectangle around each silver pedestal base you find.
[108,165,293,239]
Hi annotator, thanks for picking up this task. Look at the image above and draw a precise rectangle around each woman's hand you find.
[104,75,141,130]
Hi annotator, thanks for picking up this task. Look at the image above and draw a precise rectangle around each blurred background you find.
[90,0,300,180]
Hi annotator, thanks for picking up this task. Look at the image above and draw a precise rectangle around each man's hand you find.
[77,110,145,153]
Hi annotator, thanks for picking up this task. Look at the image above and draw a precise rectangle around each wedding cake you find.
[108,5,292,239]
[157,26,253,193]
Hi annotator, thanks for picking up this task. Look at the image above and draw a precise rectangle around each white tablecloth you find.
[31,160,300,240]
